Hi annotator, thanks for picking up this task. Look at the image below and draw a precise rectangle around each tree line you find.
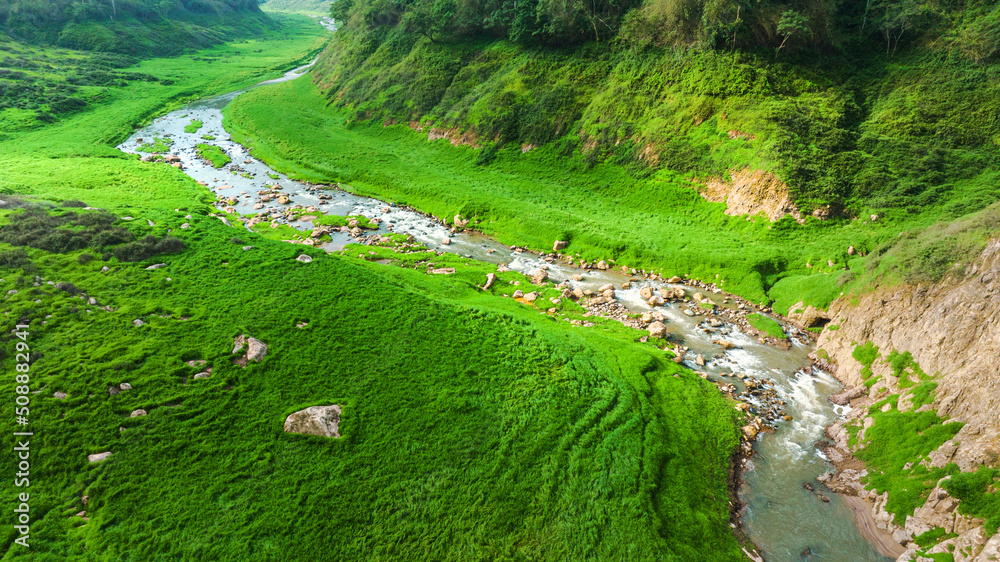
[330,0,1000,61]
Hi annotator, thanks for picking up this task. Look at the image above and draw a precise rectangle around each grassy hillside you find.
[225,71,1000,312]
[217,0,1000,312]
[0,15,747,560]
[313,26,1000,216]
[0,0,268,55]
[0,201,742,560]
[260,0,332,15]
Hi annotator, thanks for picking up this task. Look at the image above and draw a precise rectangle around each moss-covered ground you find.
[196,143,232,168]
[225,76,889,306]
[223,73,1000,311]
[0,15,747,560]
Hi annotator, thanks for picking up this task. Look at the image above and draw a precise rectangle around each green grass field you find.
[222,76,911,306]
[224,73,1000,309]
[0,14,749,560]
[261,0,333,15]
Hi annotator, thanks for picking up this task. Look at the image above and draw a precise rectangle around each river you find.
[115,52,893,562]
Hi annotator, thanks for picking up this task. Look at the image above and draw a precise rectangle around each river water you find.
[115,52,892,562]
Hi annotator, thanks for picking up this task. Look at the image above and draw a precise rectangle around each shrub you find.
[943,467,1000,535]
[853,341,880,380]
[0,249,34,271]
[90,227,135,248]
[113,235,185,262]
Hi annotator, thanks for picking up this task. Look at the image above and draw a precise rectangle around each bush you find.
[156,236,185,254]
[852,341,880,380]
[90,227,134,248]
[943,467,1000,535]
[0,249,34,271]
[0,209,134,252]
[112,235,185,262]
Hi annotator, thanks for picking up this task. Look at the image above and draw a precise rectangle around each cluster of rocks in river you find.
[507,250,796,450]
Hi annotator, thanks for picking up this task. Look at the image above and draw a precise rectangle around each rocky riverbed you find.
[117,61,901,561]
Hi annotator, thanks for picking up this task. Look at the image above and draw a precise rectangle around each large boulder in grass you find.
[88,452,112,463]
[233,335,268,363]
[284,405,342,438]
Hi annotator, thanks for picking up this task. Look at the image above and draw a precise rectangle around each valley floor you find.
[0,14,747,561]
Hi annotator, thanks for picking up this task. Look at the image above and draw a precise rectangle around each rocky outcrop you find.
[701,168,830,223]
[426,127,481,148]
[787,301,832,329]
[817,238,1000,473]
[815,238,1000,559]
[233,335,268,364]
[284,405,342,438]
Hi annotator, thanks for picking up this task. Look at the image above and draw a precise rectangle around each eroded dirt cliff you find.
[701,169,831,223]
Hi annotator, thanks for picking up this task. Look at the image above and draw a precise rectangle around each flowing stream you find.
[116,56,892,562]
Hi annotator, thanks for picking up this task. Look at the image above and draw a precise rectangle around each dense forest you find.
[315,0,1000,215]
[0,0,266,53]
[330,0,1000,55]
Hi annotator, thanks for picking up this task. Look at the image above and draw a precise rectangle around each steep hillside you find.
[0,0,268,55]
[811,233,1000,560]
[313,0,1000,216]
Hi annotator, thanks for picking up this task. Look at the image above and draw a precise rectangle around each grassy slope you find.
[261,0,333,15]
[279,28,1000,310]
[2,1,268,56]
[0,17,745,561]
[225,76,899,305]
[313,31,1000,218]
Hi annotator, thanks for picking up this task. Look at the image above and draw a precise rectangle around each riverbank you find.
[123,66,910,558]
[0,23,753,559]
[842,494,907,558]
[809,245,1000,561]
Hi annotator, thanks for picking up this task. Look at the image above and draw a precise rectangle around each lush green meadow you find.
[224,75,935,307]
[260,0,333,16]
[0,15,749,560]
[0,200,743,560]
